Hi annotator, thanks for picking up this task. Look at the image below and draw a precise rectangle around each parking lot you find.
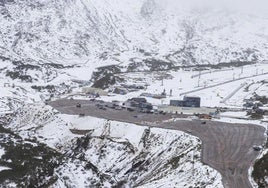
[49,99,266,188]
[49,99,189,123]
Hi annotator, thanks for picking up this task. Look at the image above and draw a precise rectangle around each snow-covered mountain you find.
[0,1,268,187]
[0,0,268,99]
[1,0,268,67]
[0,0,268,97]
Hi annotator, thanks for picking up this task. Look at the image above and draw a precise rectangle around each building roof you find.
[184,96,200,99]
[130,97,147,103]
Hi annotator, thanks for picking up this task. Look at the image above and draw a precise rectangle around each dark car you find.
[115,106,122,110]
[76,103,81,108]
[127,108,135,112]
[98,106,106,110]
[253,145,262,151]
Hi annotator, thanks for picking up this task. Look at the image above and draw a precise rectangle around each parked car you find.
[76,103,81,108]
[98,106,106,110]
[139,108,148,113]
[253,145,262,151]
[127,107,135,112]
[115,106,122,110]
[153,110,159,114]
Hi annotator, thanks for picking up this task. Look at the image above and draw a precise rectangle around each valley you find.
[0,0,268,187]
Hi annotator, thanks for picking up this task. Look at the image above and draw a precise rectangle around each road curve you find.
[49,99,266,188]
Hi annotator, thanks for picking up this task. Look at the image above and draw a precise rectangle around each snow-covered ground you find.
[96,62,268,109]
[0,0,267,187]
[0,147,11,172]
[0,147,5,158]
[0,166,11,173]
[7,104,223,187]
[0,57,266,187]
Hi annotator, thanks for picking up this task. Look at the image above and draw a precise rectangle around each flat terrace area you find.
[49,99,266,188]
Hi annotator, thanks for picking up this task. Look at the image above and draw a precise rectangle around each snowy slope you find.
[1,0,268,67]
[0,1,267,187]
[5,104,223,187]
[0,0,268,103]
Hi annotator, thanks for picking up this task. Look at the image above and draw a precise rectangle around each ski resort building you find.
[123,98,153,112]
[170,96,201,108]
[158,105,216,115]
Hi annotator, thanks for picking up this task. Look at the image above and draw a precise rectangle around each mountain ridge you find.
[0,0,267,68]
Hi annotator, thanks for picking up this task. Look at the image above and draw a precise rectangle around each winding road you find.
[49,99,266,188]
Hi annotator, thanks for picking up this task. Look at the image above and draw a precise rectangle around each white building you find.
[158,105,217,115]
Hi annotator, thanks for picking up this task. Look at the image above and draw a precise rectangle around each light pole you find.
[197,70,201,87]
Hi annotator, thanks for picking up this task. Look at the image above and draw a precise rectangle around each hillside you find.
[0,1,267,187]
[1,0,268,68]
[1,104,223,187]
